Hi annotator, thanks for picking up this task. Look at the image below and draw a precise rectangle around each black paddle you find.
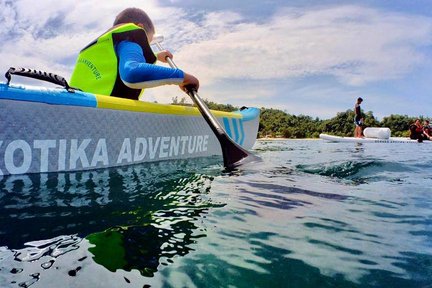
[152,37,254,169]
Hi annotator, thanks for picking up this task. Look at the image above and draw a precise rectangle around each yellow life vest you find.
[69,23,156,99]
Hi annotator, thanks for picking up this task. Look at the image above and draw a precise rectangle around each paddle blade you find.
[218,133,256,169]
[187,90,258,169]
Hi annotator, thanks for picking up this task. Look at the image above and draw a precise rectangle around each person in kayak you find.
[70,7,199,99]
[354,97,364,138]
[409,119,429,142]
[423,119,432,139]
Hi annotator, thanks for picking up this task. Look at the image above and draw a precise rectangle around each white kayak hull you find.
[0,83,260,175]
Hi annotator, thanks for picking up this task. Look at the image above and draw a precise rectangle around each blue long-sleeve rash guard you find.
[116,40,184,89]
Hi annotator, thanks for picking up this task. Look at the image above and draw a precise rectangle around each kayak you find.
[319,133,430,143]
[0,82,260,175]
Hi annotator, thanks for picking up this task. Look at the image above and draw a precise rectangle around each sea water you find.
[0,139,431,287]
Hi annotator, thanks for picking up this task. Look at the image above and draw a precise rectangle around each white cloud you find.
[172,5,432,86]
[3,2,431,83]
[0,0,177,77]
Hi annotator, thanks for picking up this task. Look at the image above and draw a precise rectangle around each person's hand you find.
[180,73,199,93]
[157,50,173,63]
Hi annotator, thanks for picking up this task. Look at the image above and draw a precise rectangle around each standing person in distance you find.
[354,97,364,138]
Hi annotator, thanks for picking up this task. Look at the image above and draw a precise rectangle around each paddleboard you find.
[319,133,430,144]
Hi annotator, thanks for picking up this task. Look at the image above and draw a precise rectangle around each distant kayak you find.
[319,133,430,143]
[0,82,260,175]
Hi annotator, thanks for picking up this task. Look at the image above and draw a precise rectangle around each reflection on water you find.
[87,223,197,277]
[0,158,223,287]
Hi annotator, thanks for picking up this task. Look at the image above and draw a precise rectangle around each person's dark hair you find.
[357,97,363,102]
[114,8,155,34]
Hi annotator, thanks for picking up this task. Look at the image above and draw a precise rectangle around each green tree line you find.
[259,108,424,138]
[171,97,426,138]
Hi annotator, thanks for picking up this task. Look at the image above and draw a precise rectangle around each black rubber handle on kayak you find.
[5,67,75,93]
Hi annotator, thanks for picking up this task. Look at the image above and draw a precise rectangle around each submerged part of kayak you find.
[0,83,260,175]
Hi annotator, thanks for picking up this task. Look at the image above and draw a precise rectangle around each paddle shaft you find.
[154,43,226,133]
[154,42,250,169]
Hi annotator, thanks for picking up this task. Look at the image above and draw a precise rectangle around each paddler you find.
[354,97,364,138]
[70,7,199,99]
[409,119,428,142]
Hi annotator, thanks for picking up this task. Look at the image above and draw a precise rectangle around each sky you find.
[1,0,432,119]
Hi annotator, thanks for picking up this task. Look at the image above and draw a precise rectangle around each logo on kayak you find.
[0,135,209,175]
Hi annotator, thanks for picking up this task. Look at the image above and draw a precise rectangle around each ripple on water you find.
[0,140,431,287]
[295,158,416,185]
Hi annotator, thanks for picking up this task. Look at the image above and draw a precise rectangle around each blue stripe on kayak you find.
[0,83,97,107]
[223,117,233,139]
[238,107,260,122]
[231,118,240,143]
[239,119,245,145]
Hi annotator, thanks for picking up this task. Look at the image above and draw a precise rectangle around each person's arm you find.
[116,41,184,89]
[423,127,431,138]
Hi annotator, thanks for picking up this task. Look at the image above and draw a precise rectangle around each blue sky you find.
[1,0,432,119]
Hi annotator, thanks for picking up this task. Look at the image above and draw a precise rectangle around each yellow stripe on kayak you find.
[95,94,242,118]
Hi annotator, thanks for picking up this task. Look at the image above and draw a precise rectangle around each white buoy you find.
[363,127,391,139]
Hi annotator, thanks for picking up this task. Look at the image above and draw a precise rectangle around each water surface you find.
[1,140,431,287]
